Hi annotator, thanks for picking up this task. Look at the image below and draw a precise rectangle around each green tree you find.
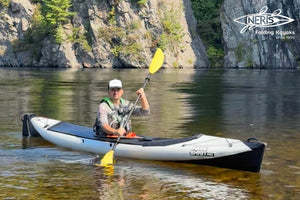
[55,24,66,44]
[42,0,74,43]
[0,0,10,7]
[207,46,224,66]
[30,3,50,40]
[42,0,74,27]
[12,3,49,60]
[12,0,75,59]
[191,0,224,67]
[158,3,184,55]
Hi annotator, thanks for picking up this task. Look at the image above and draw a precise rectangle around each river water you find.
[0,68,299,199]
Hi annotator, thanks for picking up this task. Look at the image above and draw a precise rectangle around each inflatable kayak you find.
[22,114,266,172]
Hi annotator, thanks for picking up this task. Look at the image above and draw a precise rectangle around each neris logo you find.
[234,6,294,33]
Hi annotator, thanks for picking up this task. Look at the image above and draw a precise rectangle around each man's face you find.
[109,88,123,100]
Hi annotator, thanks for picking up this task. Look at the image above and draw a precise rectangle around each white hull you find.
[31,116,251,160]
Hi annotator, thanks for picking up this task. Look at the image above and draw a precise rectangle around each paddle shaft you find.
[122,73,151,128]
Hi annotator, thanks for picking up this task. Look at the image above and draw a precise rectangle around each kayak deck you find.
[48,121,201,146]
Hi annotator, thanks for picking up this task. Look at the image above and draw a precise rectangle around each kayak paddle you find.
[97,48,164,167]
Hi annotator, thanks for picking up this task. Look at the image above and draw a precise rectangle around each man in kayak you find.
[94,79,150,137]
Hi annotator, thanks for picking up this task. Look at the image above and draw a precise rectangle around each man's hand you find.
[103,124,126,136]
[115,127,127,136]
[137,88,146,100]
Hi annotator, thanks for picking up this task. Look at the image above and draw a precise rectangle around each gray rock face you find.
[0,0,34,67]
[220,0,300,68]
[0,0,209,68]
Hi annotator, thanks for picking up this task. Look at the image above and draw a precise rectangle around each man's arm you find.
[99,103,126,136]
[137,88,149,110]
[102,124,126,136]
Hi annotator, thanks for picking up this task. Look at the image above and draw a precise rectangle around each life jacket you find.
[101,97,124,109]
[93,97,131,135]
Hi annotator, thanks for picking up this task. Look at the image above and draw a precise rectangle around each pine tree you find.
[42,0,74,27]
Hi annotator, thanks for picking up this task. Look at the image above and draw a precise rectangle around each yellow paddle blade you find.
[103,165,114,176]
[149,48,164,74]
[98,150,114,166]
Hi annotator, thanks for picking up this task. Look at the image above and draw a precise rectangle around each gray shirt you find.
[96,99,150,133]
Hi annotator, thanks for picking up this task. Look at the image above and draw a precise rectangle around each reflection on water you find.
[0,140,250,200]
[0,142,250,200]
[0,68,300,199]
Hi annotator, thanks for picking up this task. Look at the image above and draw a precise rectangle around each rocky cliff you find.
[0,0,209,68]
[220,0,300,68]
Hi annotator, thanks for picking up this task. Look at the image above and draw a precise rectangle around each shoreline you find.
[0,66,299,71]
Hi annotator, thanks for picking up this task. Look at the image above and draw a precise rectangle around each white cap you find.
[108,79,122,88]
